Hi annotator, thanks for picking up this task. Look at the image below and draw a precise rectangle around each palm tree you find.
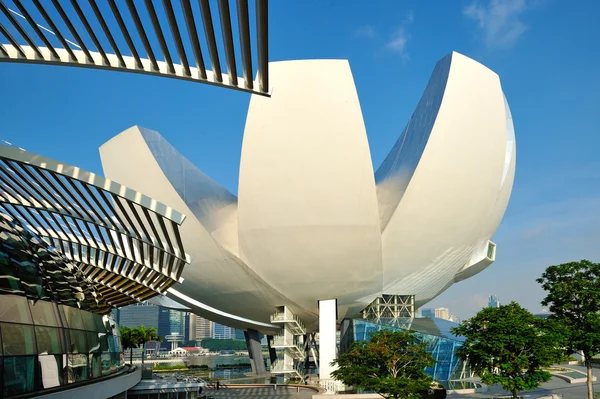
[134,325,161,366]
[120,326,139,365]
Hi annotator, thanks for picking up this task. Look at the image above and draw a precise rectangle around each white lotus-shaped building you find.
[99,52,515,336]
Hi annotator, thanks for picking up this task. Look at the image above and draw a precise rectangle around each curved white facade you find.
[99,52,515,332]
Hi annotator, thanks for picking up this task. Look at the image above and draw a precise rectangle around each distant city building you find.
[434,308,450,321]
[213,323,236,339]
[421,308,435,318]
[235,329,246,341]
[488,294,500,308]
[196,316,213,340]
[189,314,198,342]
[119,303,189,349]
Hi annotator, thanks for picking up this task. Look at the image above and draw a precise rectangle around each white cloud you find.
[354,25,377,39]
[386,28,409,54]
[463,0,530,48]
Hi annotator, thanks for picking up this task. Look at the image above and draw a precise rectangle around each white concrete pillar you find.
[318,299,337,380]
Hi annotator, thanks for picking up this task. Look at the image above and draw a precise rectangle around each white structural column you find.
[319,299,338,381]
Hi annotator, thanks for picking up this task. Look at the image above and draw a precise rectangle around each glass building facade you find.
[340,317,469,382]
[0,210,124,397]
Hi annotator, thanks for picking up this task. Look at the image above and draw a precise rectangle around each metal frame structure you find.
[0,0,269,95]
[0,144,190,309]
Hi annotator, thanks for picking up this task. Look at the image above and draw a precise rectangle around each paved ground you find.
[199,386,315,399]
[448,364,599,399]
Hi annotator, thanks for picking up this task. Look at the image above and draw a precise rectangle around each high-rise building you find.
[213,323,236,339]
[434,308,450,320]
[421,308,435,318]
[196,316,213,340]
[189,313,197,342]
[488,294,500,308]
[119,303,160,330]
[235,329,245,341]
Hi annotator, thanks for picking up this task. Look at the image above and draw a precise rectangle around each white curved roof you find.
[99,52,515,332]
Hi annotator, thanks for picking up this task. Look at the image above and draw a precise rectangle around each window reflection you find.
[68,354,88,383]
[3,356,35,396]
[0,296,32,324]
[30,301,60,327]
[38,354,65,389]
[35,327,63,354]
[1,324,36,355]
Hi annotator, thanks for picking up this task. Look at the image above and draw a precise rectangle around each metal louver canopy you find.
[0,0,269,95]
[0,144,191,309]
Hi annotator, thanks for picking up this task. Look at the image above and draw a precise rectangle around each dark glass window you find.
[93,314,106,332]
[30,300,60,327]
[1,324,36,355]
[68,330,88,354]
[62,306,84,330]
[67,354,88,383]
[3,356,36,396]
[81,310,96,331]
[38,354,65,389]
[87,331,100,354]
[0,296,32,324]
[35,327,63,355]
[90,354,102,378]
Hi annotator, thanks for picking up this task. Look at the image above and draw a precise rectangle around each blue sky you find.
[1,0,599,320]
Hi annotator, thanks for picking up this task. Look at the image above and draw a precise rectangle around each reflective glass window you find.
[98,332,109,353]
[1,324,36,355]
[90,354,102,378]
[35,327,63,354]
[0,296,32,324]
[30,300,60,327]
[93,314,106,332]
[69,330,88,354]
[81,310,96,331]
[62,306,84,330]
[67,354,88,383]
[38,354,65,389]
[101,352,112,375]
[3,356,35,396]
[87,331,100,354]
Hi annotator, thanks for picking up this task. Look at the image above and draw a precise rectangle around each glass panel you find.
[38,354,65,389]
[81,310,96,331]
[30,300,60,327]
[1,324,36,355]
[67,354,88,383]
[99,332,109,353]
[90,354,102,378]
[69,330,88,354]
[35,327,63,355]
[3,356,35,396]
[93,314,106,332]
[0,296,32,324]
[87,331,100,354]
[61,306,84,330]
[101,353,112,376]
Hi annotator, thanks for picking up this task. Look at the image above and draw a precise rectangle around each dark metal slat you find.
[0,0,43,58]
[125,0,159,71]
[198,0,222,82]
[88,0,125,67]
[256,0,269,92]
[70,0,110,65]
[217,0,237,85]
[236,0,253,89]
[0,22,26,57]
[163,0,191,76]
[180,0,206,79]
[51,0,94,63]
[108,0,143,69]
[144,0,175,73]
[12,0,59,59]
[32,0,77,60]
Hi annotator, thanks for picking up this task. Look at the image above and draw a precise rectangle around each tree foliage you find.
[331,330,434,399]
[200,338,247,351]
[119,325,161,365]
[537,259,600,399]
[452,302,563,399]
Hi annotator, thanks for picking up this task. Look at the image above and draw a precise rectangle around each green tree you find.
[452,302,563,399]
[120,326,139,365]
[537,260,600,399]
[331,330,434,399]
[134,325,161,366]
